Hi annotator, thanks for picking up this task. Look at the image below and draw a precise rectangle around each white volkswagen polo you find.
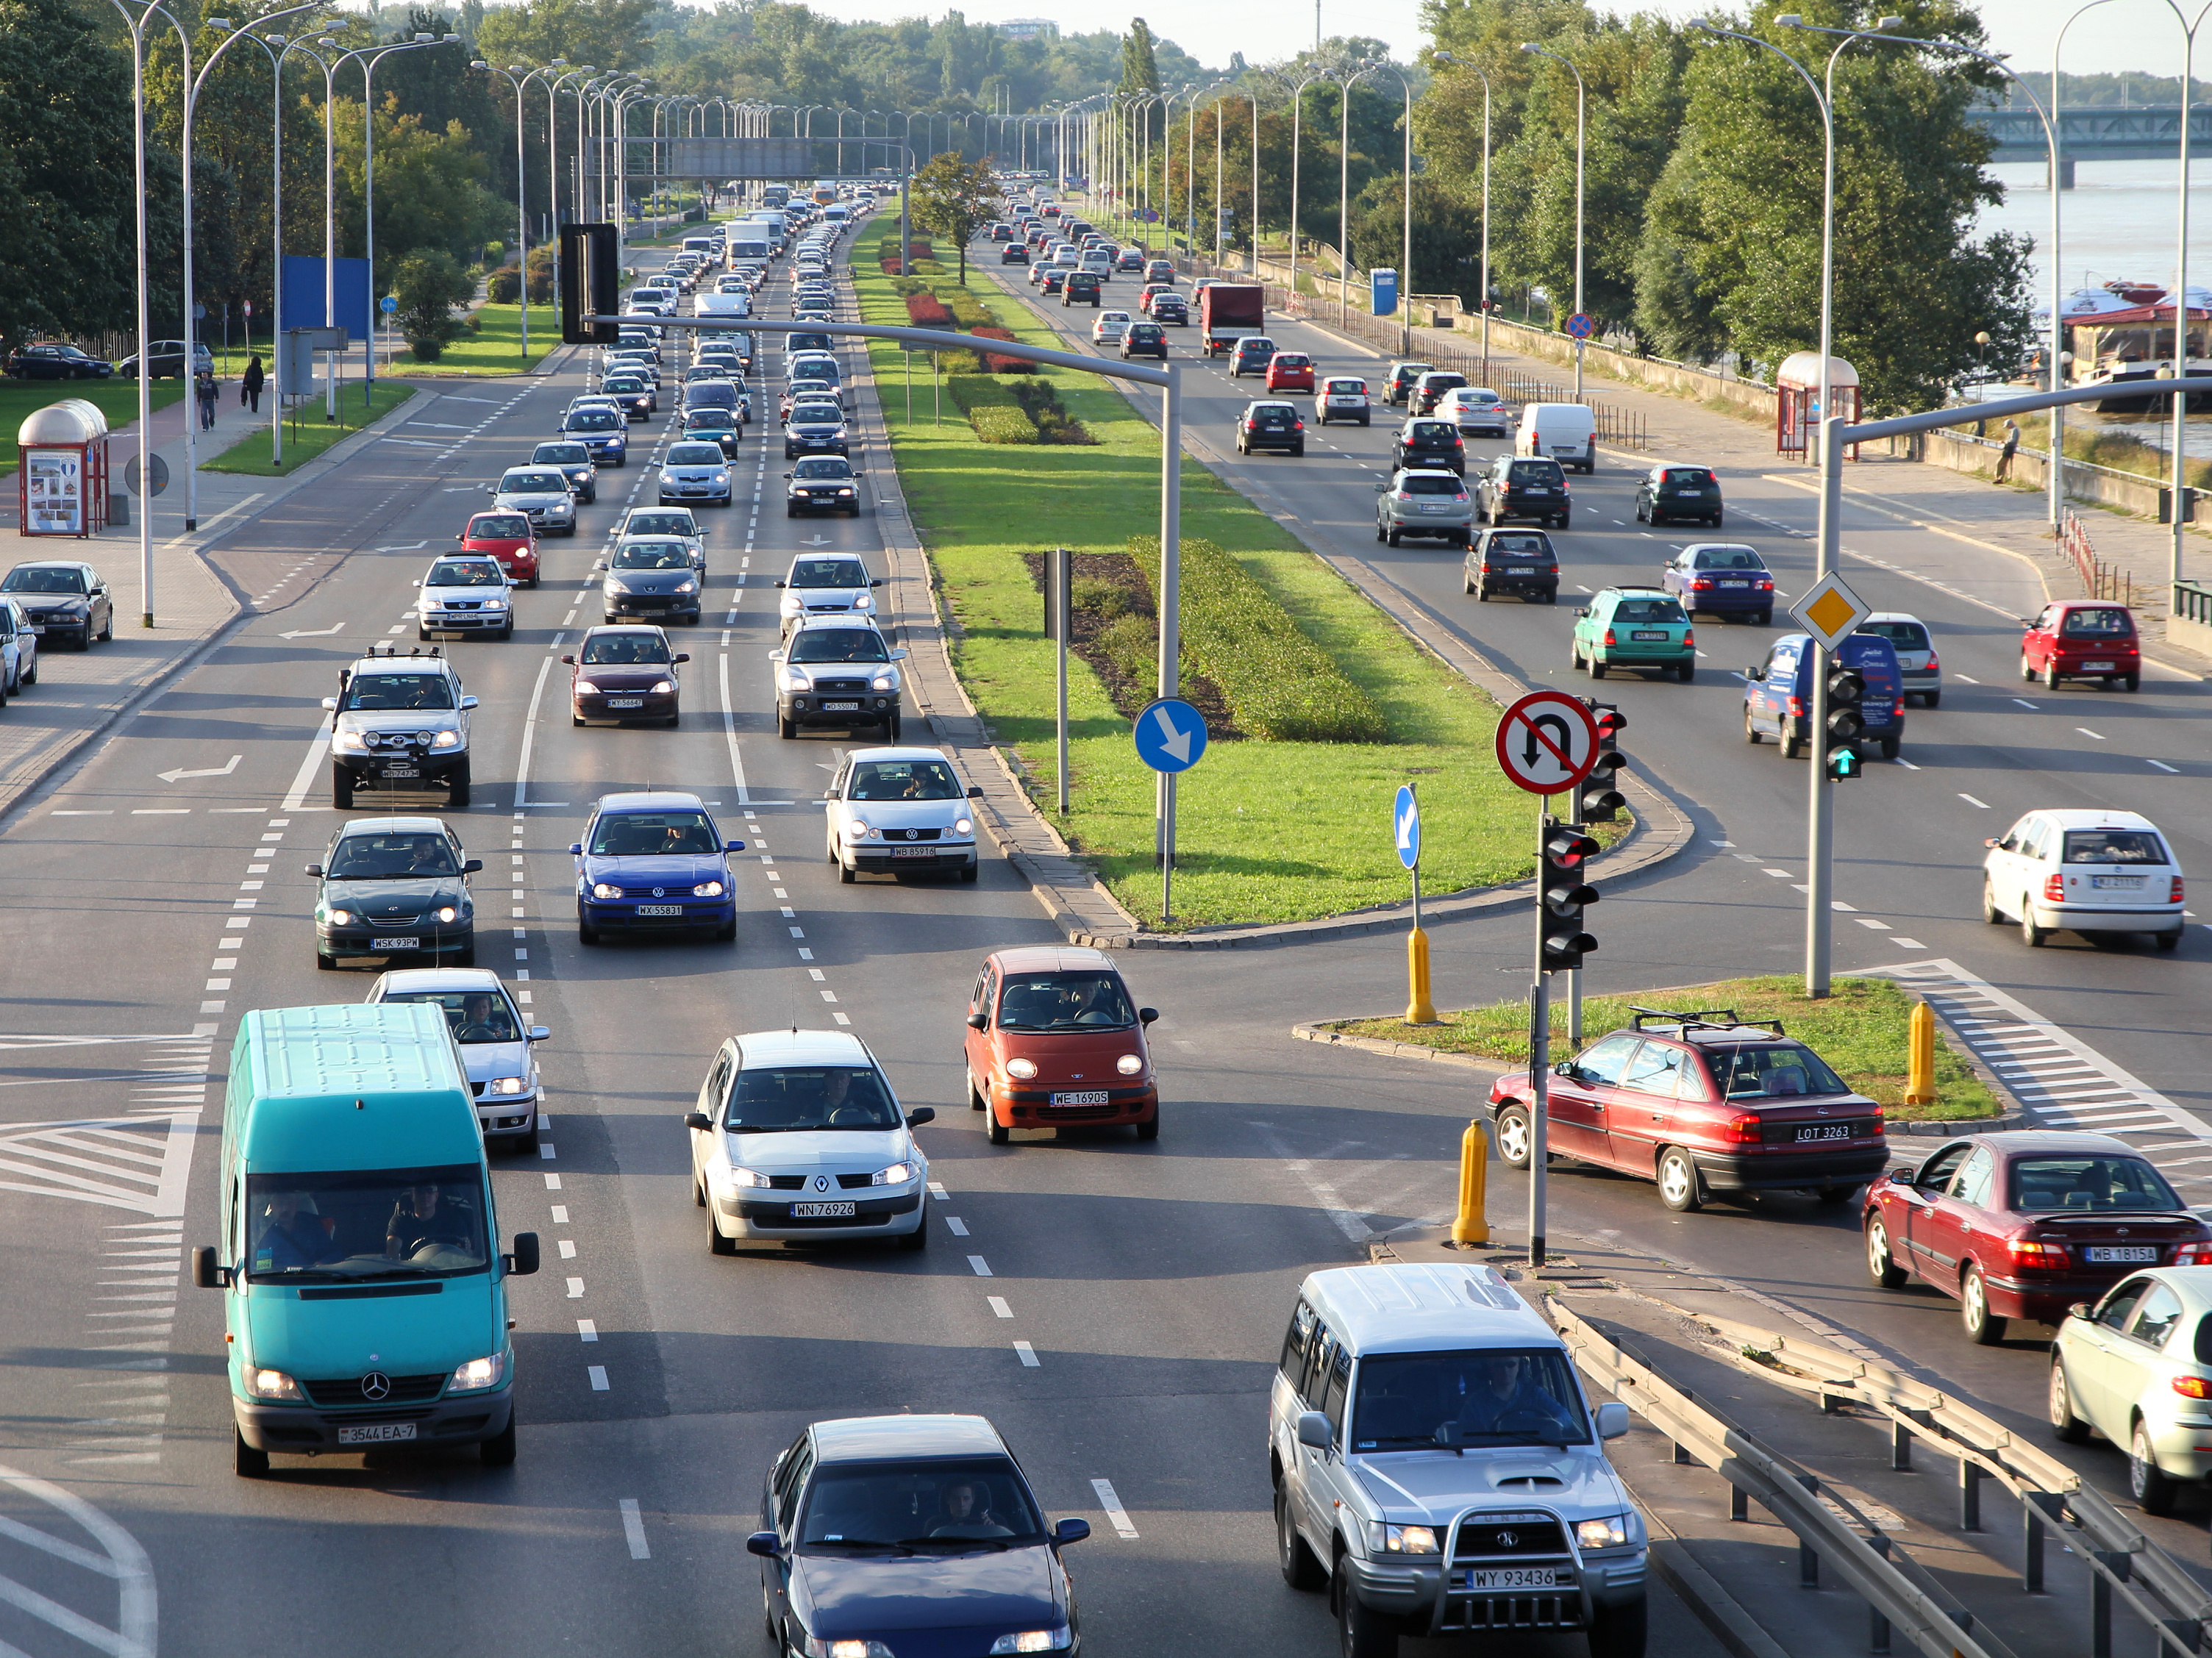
[823,747,982,883]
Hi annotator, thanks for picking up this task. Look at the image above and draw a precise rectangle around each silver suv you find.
[1271,1263,1647,1658]
[1375,468,1474,547]
[771,614,906,741]
[323,647,478,810]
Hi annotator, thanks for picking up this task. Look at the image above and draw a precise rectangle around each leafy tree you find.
[393,248,474,358]
[908,151,998,282]
[1119,19,1162,99]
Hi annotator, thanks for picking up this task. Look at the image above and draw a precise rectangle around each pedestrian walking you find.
[242,354,265,414]
[193,368,219,431]
[1995,417,2020,482]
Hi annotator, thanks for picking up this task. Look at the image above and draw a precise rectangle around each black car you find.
[1636,463,1724,528]
[786,457,863,517]
[784,407,849,460]
[1149,293,1188,325]
[1039,268,1068,296]
[600,540,702,626]
[6,343,112,380]
[0,560,113,648]
[1463,529,1560,603]
[1479,455,1571,529]
[1392,418,1466,476]
[1235,401,1305,457]
[684,410,745,457]
[307,817,480,971]
[787,332,835,356]
[1121,321,1169,360]
[602,375,655,421]
[529,442,598,504]
[1063,271,1105,307]
[1001,243,1030,265]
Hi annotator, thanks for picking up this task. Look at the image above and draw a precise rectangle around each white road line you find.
[717,653,752,803]
[945,1217,969,1236]
[2151,759,2180,773]
[1090,1477,1139,1539]
[511,653,557,809]
[588,1365,610,1391]
[966,1254,992,1277]
[988,1296,1013,1318]
[279,726,331,812]
[618,1498,650,1559]
[566,1276,584,1298]
[1013,1341,1040,1368]
[1958,794,1990,809]
[577,1319,597,1341]
[2013,698,2038,710]
[2077,728,2105,740]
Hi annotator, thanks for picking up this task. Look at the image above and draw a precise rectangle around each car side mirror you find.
[905,1107,936,1128]
[1984,837,1999,849]
[505,1232,540,1276]
[966,1012,988,1032]
[321,696,338,711]
[768,650,784,663]
[1745,666,1765,681]
[463,859,483,873]
[1295,1411,1333,1451]
[1555,1061,1577,1078]
[455,532,464,540]
[191,1246,229,1289]
[461,696,478,710]
[1576,608,1590,619]
[1053,1518,1091,1546]
[528,1026,550,1043]
[411,579,421,588]
[746,1532,784,1559]
[674,653,691,664]
[724,839,746,852]
[1886,1165,1918,1184]
[871,579,885,588]
[567,842,584,856]
[561,654,575,665]
[594,560,607,572]
[685,1111,714,1131]
[1374,482,1387,493]
[305,862,324,876]
[2068,1301,2094,1323]
[890,648,907,661]
[1595,1401,1630,1440]
[774,577,786,587]
[1139,1007,1159,1025]
[966,785,984,799]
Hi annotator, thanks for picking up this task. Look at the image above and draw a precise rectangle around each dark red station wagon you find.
[1863,1131,2212,1344]
[1486,1006,1888,1214]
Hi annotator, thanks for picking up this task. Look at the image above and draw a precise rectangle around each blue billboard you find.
[280,255,372,340]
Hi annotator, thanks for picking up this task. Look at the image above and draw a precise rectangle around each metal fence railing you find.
[2061,510,2139,605]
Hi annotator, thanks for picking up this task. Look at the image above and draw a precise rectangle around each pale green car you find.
[1571,587,1696,682]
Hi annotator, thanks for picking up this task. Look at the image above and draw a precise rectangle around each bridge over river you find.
[1966,104,2211,185]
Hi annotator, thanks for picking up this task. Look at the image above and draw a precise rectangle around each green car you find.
[1571,587,1696,682]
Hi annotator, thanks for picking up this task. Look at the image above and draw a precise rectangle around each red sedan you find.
[1265,351,1316,393]
[459,510,540,587]
[2021,599,2140,692]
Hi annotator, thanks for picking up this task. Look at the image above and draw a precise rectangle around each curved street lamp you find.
[1519,43,1587,394]
[1431,51,1494,376]
[1361,60,1416,354]
[471,61,540,363]
[1338,62,1380,328]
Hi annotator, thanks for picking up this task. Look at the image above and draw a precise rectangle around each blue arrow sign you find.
[1132,698,1207,773]
[1394,784,1421,871]
[382,295,399,315]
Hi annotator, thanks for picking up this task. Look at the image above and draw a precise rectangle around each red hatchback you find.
[963,946,1160,1143]
[1265,351,1316,393]
[1485,1006,1888,1213]
[2021,600,2139,691]
[1863,1132,2212,1344]
[460,511,540,587]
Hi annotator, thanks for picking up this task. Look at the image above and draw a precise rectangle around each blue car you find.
[1660,541,1775,623]
[1744,631,1907,760]
[570,791,741,943]
[750,1415,1087,1658]
[562,408,628,467]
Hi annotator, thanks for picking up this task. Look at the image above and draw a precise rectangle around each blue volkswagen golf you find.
[570,791,741,943]
[750,1415,1087,1658]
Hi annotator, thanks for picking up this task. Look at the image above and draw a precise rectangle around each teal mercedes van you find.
[193,1003,538,1476]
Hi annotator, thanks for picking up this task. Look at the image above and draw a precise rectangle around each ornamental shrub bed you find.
[970,406,1041,444]
[945,375,1019,412]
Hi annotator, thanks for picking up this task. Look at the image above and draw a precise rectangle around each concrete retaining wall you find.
[1447,313,1783,423]
[1880,424,2172,521]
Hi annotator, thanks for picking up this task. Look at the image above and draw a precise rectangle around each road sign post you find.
[1043,548,1072,815]
[1395,784,1435,1025]
[1134,697,1206,924]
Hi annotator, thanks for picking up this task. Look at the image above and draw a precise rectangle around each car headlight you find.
[552,501,572,515]
[605,578,631,594]
[782,669,811,691]
[713,471,729,483]
[649,679,677,694]
[576,682,602,696]
[871,1162,917,1186]
[1576,1515,1632,1551]
[845,820,873,840]
[954,817,973,837]
[1116,1054,1144,1076]
[1371,1522,1440,1555]
[243,1366,303,1401]
[487,1076,528,1096]
[591,882,622,899]
[325,907,354,926]
[434,906,459,923]
[806,1640,898,1658]
[672,580,696,595]
[432,729,460,748]
[485,596,510,610]
[715,1165,773,1192]
[692,880,724,897]
[871,673,897,691]
[1005,1057,1038,1081]
[449,1351,507,1393]
[989,1632,1072,1654]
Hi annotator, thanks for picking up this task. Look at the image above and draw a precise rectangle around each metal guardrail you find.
[1549,1301,2005,1658]
[2062,511,2139,605]
[1690,1309,2212,1658]
[2172,578,2212,629]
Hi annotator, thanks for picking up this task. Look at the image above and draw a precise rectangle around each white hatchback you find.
[1982,808,2185,949]
[415,554,514,640]
[1315,376,1371,426]
[1092,310,1132,346]
[688,1028,932,1251]
[823,747,981,882]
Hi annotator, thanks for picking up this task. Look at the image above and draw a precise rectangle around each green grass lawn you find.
[0,379,188,475]
[854,260,1542,929]
[1328,975,1998,1118]
[380,305,558,377]
[202,383,414,476]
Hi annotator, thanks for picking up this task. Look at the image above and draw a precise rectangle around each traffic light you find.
[1538,817,1600,972]
[1824,662,1866,748]
[559,224,621,345]
[1827,747,1863,783]
[1579,701,1627,823]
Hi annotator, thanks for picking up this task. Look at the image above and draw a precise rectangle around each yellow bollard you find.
[1452,1118,1490,1246]
[1904,1001,1937,1107]
[1405,925,1438,1026]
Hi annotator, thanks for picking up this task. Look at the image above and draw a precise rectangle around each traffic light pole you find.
[1529,799,1552,1270]
[1805,414,1846,998]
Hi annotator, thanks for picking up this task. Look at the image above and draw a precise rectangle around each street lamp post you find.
[365,35,459,391]
[472,62,538,364]
[1363,60,1415,355]
[1433,51,1493,377]
[2155,0,2212,583]
[1283,74,1327,304]
[1338,63,1379,327]
[2044,2,2118,532]
[1519,43,1585,397]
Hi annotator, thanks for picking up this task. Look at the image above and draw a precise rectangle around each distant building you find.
[999,18,1056,39]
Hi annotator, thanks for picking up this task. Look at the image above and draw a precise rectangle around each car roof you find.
[848,746,956,765]
[1683,542,1762,554]
[789,551,867,565]
[2022,807,2162,832]
[733,1027,875,1068]
[374,966,512,996]
[1862,611,1925,624]
[346,652,453,674]
[8,559,87,571]
[333,814,452,837]
[1394,467,1462,478]
[1301,1263,1554,1357]
[988,945,1119,975]
[1596,585,1671,596]
[592,790,709,815]
[1919,1129,2158,1159]
[788,610,882,634]
[810,1413,1008,1465]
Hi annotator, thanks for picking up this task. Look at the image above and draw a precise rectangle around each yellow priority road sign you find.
[1788,571,1872,651]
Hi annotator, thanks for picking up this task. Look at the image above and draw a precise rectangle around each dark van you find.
[1743,630,1907,760]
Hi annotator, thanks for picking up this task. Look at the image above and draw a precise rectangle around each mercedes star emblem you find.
[360,1371,392,1401]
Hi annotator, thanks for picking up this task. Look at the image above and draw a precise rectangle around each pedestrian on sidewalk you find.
[193,368,219,431]
[242,355,264,414]
[1995,417,2020,482]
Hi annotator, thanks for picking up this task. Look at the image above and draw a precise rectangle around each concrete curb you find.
[1291,1021,1507,1073]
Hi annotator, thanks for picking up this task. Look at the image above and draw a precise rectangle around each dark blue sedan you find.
[570,791,741,943]
[562,407,629,466]
[751,1415,1088,1658]
[1660,541,1776,623]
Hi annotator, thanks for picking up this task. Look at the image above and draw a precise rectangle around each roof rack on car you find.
[1630,1005,1787,1038]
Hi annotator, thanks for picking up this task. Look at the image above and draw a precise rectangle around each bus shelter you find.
[1777,352,1860,459]
[17,399,111,537]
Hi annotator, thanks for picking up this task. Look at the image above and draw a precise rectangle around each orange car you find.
[963,946,1160,1143]
[1264,351,1316,393]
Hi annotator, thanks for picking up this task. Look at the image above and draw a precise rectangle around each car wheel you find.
[778,715,796,740]
[1476,582,1488,602]
[1292,444,1305,457]
[2022,908,2048,948]
[960,864,979,882]
[2131,1420,2180,1515]
[1657,1148,1704,1213]
[1779,726,1802,760]
[2020,653,2036,682]
[578,921,599,946]
[1385,527,1402,547]
[1922,690,1941,709]
[2159,929,2183,951]
[1277,1481,1325,1590]
[1338,1579,1394,1658]
[1492,1105,1533,1170]
[1377,521,1388,544]
[1589,654,1608,679]
[1866,1215,1908,1288]
[2043,660,2061,691]
[708,1207,737,1256]
[1557,514,1571,530]
[2124,672,2141,691]
[2049,1355,2091,1444]
[448,763,471,810]
[1586,1597,1648,1658]
[234,1427,269,1479]
[897,1198,930,1251]
[1744,707,1761,744]
[785,504,797,518]
[479,1409,518,1467]
[1961,1265,2006,1345]
[839,860,856,884]
[1982,880,2005,923]
[986,1093,1010,1146]
[97,612,112,642]
[1755,610,1772,626]
[1136,1103,1160,1142]
[315,952,337,971]
[331,770,354,809]
[1677,662,1695,683]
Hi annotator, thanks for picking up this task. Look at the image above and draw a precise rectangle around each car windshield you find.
[3,567,88,594]
[793,461,852,481]
[568,410,621,431]
[788,381,832,397]
[326,832,459,879]
[667,444,726,466]
[792,560,867,587]
[1702,1040,1848,1099]
[2062,829,2169,864]
[2011,1156,2181,1212]
[604,377,645,391]
[1692,547,1765,571]
[341,672,454,712]
[1507,461,1562,481]
[2061,607,2133,637]
[1862,621,1930,650]
[471,515,529,540]
[723,1065,902,1131]
[790,405,843,425]
[626,513,693,538]
[1352,1348,1591,1450]
[996,970,1135,1032]
[534,444,589,465]
[796,1457,1046,1549]
[379,990,520,1044]
[788,629,888,664]
[688,412,737,430]
[1612,598,1685,622]
[429,561,502,588]
[245,1165,488,1282]
[1421,374,1466,390]
[1275,355,1311,368]
[1663,468,1714,485]
[588,810,718,856]
[581,633,671,665]
[502,471,566,493]
[849,759,960,801]
[613,542,691,571]
[1324,380,1365,394]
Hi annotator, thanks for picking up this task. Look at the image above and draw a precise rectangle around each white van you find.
[696,291,752,321]
[1517,402,1597,474]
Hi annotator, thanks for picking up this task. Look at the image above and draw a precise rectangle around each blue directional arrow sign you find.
[1133,698,1207,773]
[1394,784,1421,871]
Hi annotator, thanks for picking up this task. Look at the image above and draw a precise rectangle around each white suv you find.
[1271,1263,1647,1658]
[1982,809,2185,949]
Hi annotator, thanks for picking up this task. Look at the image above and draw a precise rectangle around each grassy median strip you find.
[391,304,560,376]
[202,383,414,476]
[853,255,1535,929]
[1327,975,1998,1118]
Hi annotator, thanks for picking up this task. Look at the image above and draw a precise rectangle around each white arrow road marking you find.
[1150,704,1192,763]
[800,535,832,546]
[374,540,431,550]
[278,623,344,640]
[156,755,240,784]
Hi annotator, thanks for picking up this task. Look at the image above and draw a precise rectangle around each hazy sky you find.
[788,2,2184,82]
